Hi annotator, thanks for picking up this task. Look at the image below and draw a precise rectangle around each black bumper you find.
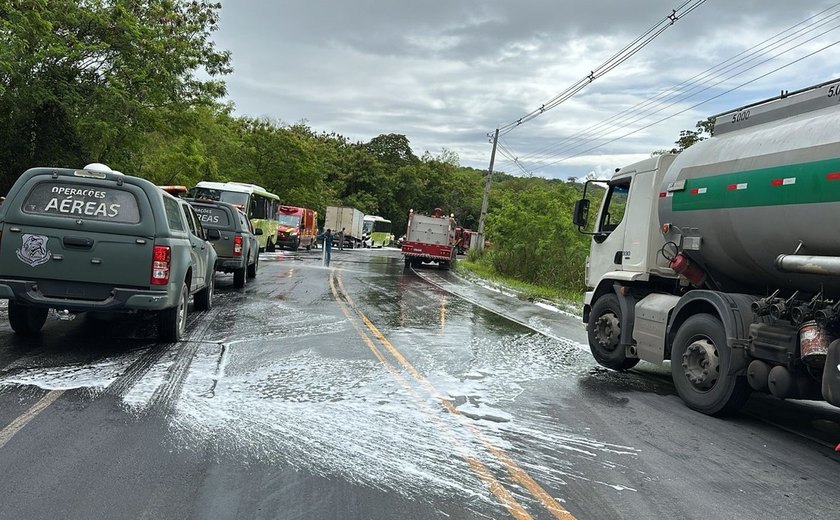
[0,279,171,312]
[215,257,247,272]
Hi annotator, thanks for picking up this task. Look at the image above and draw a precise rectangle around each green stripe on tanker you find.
[671,157,840,211]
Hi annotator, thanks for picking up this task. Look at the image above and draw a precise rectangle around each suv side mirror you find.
[572,199,590,228]
[254,228,264,236]
[206,228,221,240]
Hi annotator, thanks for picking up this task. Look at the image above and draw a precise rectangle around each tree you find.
[0,0,231,192]
[364,133,419,169]
[669,117,715,153]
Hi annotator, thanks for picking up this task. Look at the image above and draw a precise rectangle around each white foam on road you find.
[0,351,143,392]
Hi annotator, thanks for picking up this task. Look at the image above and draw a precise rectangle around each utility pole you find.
[476,128,499,252]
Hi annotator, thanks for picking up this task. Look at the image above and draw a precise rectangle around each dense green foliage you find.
[0,0,599,296]
[479,177,590,293]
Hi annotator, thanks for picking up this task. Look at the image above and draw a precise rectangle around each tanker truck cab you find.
[575,155,678,293]
[574,78,840,417]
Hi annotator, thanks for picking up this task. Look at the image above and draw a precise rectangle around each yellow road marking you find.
[334,273,577,520]
[329,273,534,520]
[0,390,65,449]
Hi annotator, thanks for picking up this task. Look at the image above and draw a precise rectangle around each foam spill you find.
[0,310,639,511]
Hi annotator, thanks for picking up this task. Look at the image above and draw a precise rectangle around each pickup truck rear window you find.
[192,205,230,227]
[21,182,141,223]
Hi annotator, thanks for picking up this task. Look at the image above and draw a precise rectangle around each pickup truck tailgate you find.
[0,224,154,292]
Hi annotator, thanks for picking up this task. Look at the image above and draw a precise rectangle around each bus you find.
[363,215,392,248]
[189,181,280,251]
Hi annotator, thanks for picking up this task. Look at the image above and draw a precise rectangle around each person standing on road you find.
[317,228,334,266]
[337,227,345,251]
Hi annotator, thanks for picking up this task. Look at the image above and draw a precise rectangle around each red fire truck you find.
[277,205,318,251]
[402,208,456,270]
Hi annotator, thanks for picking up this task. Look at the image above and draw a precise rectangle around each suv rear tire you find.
[159,283,189,342]
[247,254,258,279]
[8,302,48,336]
[233,267,246,288]
[194,274,214,311]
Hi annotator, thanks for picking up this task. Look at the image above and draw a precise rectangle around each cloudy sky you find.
[212,1,840,179]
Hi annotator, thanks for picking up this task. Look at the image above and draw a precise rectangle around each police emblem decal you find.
[16,234,51,267]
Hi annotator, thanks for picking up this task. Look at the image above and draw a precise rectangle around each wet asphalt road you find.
[0,248,839,520]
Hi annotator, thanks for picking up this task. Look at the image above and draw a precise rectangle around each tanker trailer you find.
[572,78,840,415]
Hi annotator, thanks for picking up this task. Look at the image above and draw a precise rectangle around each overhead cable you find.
[529,38,840,172]
[496,0,707,136]
[519,3,840,163]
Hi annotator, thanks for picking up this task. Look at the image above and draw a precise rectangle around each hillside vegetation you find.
[0,1,598,296]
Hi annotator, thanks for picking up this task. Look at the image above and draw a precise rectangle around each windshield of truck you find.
[190,187,249,208]
[601,182,629,232]
[191,205,230,227]
[278,214,300,227]
[22,182,141,223]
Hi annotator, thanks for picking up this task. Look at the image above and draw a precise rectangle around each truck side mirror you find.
[206,228,221,241]
[254,228,264,236]
[572,199,590,228]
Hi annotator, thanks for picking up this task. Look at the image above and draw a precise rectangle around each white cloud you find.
[214,0,840,179]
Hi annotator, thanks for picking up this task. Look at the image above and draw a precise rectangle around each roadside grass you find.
[455,257,583,313]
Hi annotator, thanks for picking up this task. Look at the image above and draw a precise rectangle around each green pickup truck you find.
[188,199,260,288]
[0,163,217,341]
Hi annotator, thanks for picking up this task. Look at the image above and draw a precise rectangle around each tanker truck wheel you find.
[587,294,639,371]
[670,313,751,416]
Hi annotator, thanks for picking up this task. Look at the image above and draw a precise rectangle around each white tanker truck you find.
[573,79,840,415]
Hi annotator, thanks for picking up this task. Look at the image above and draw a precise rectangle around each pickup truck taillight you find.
[233,235,243,256]
[151,245,171,285]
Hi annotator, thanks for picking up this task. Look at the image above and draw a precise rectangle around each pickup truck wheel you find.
[587,294,639,371]
[194,274,214,311]
[292,238,300,251]
[671,313,750,416]
[247,253,258,279]
[8,302,48,336]
[266,239,276,252]
[233,267,246,288]
[159,283,189,342]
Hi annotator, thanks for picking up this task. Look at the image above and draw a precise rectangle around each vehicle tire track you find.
[105,343,172,397]
[106,307,220,400]
[148,307,221,414]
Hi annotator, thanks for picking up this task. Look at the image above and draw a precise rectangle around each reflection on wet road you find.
[0,248,838,519]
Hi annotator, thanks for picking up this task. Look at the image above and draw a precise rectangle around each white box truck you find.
[324,206,364,248]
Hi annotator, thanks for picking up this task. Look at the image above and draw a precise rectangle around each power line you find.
[530,38,840,172]
[497,140,530,175]
[496,0,707,136]
[518,3,840,164]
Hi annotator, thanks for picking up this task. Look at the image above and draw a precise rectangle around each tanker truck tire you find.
[670,313,751,416]
[587,294,639,371]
